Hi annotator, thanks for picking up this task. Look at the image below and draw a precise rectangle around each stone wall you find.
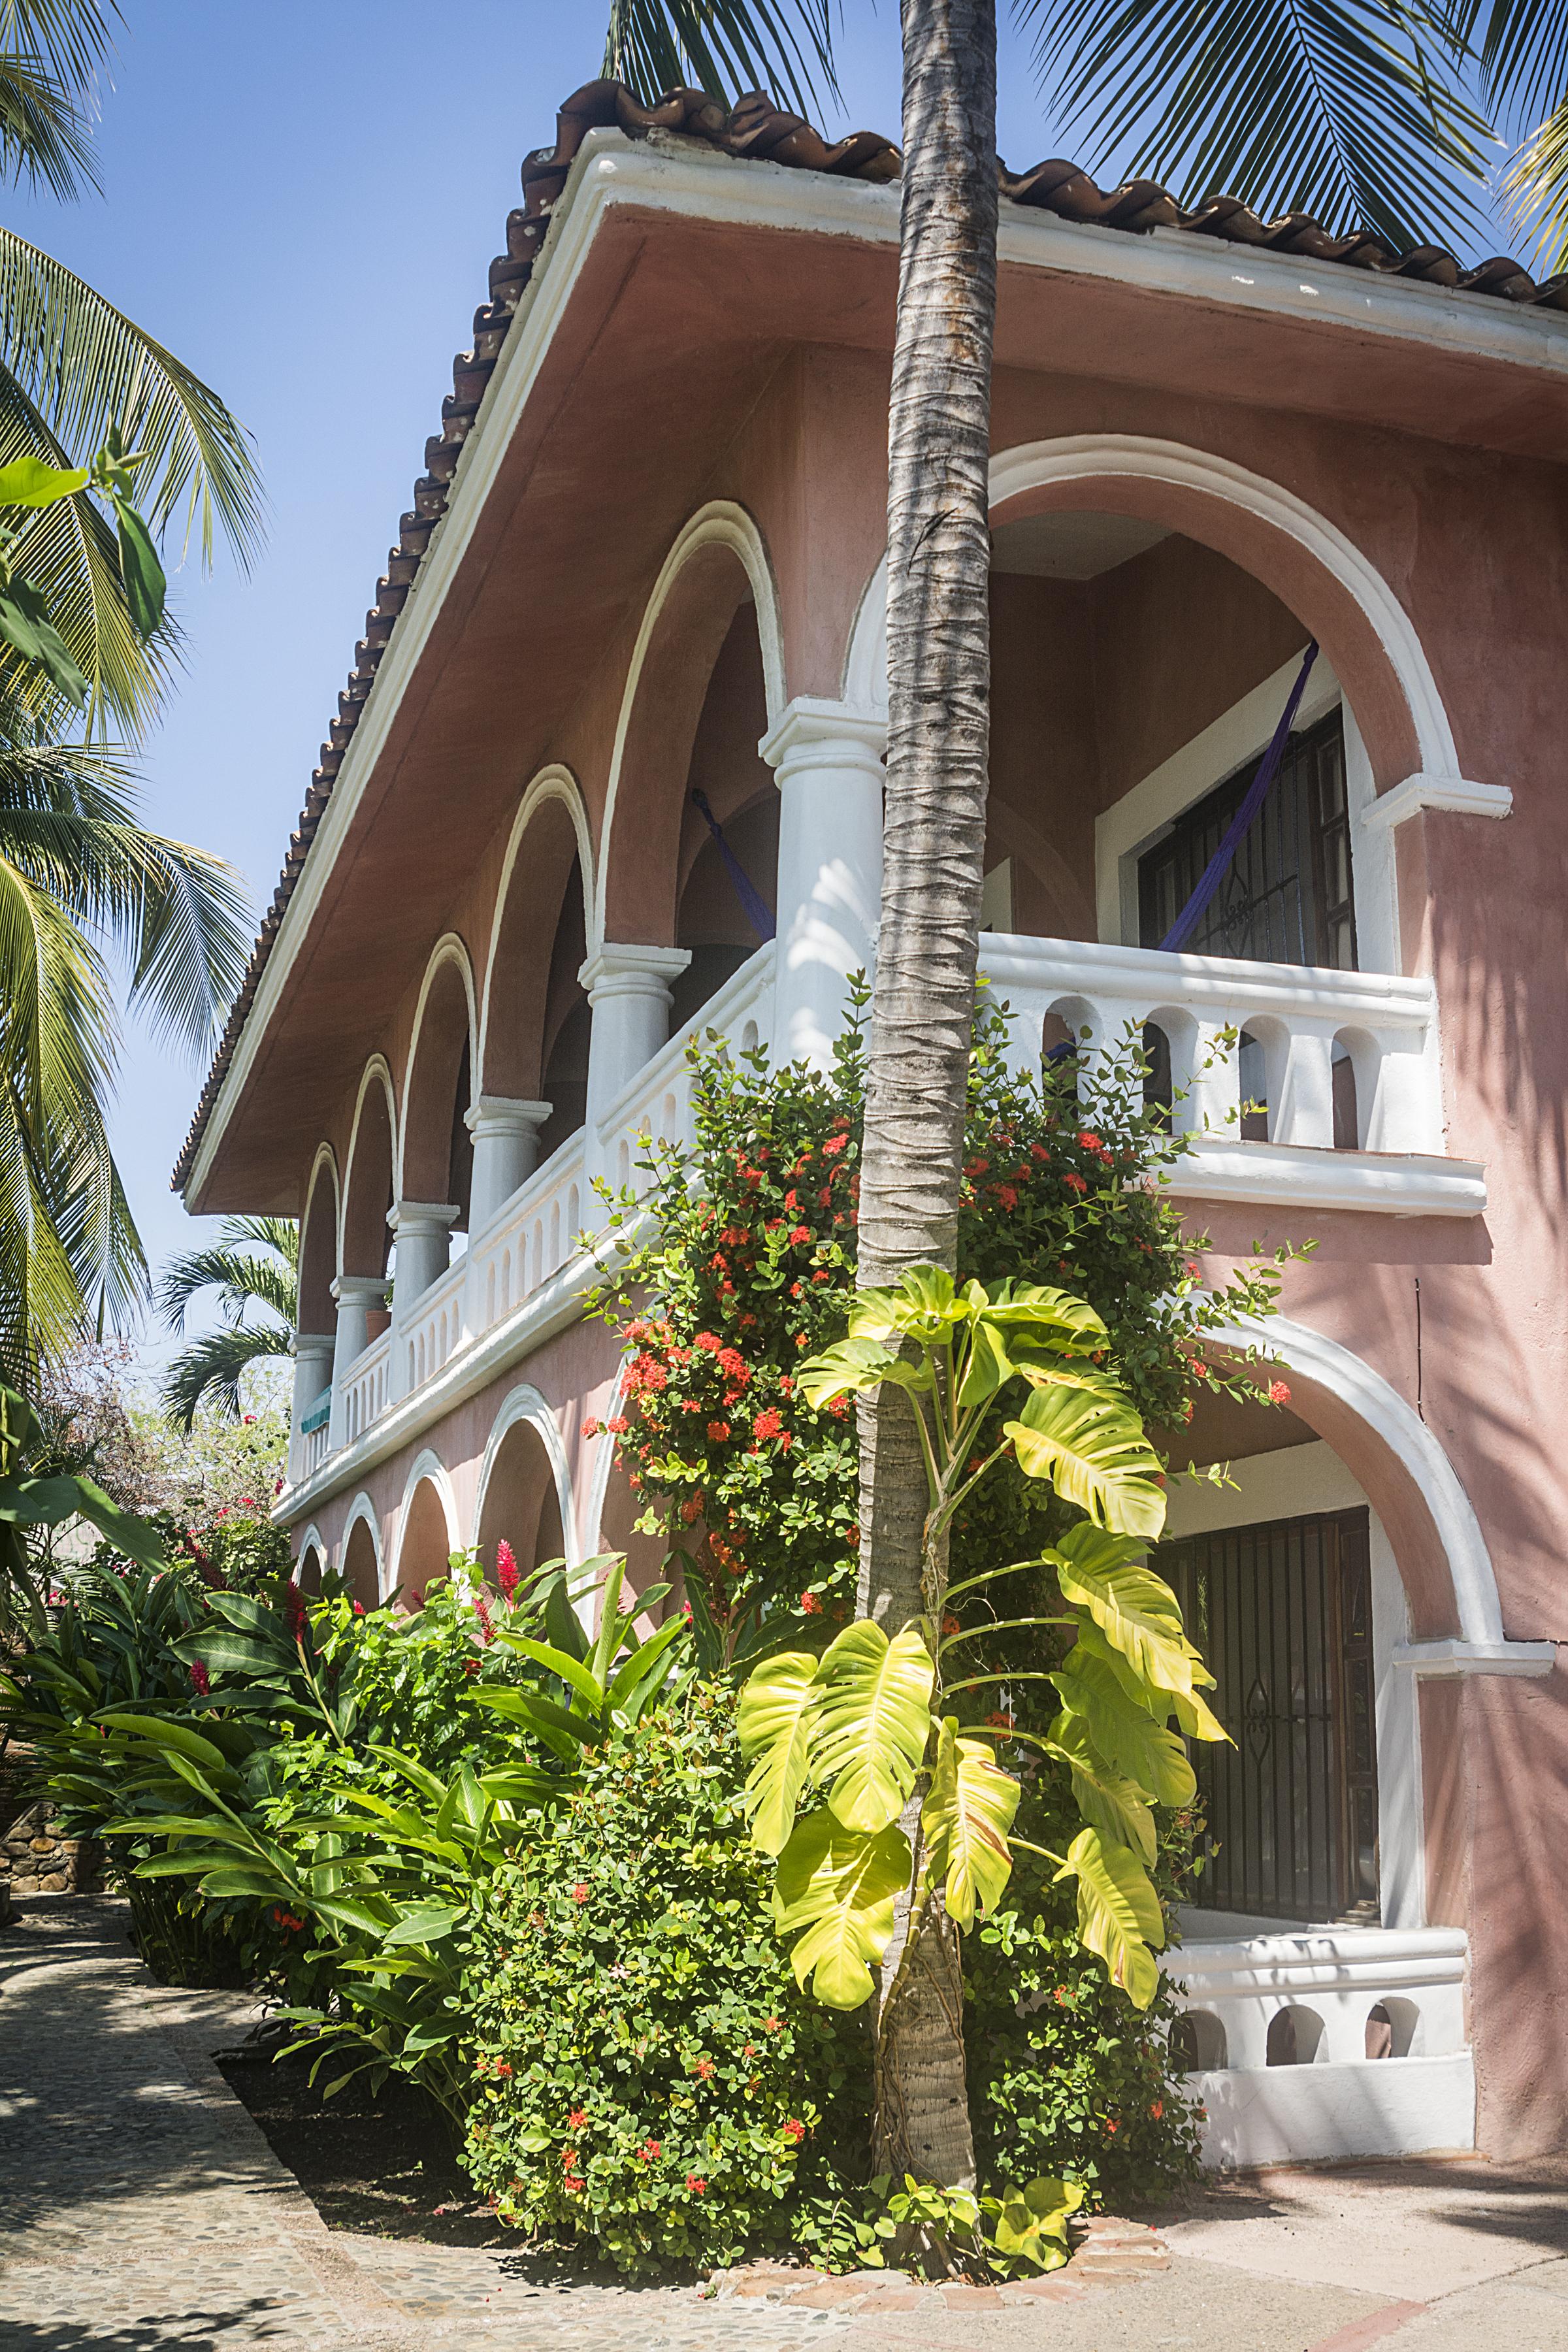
[2,1797,101,1901]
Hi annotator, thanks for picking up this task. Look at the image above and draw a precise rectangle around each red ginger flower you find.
[495,1539,519,1600]
[189,1659,211,1697]
[472,1587,495,1644]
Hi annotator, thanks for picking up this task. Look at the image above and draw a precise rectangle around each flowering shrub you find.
[459,1688,871,2276]
[593,998,1292,1652]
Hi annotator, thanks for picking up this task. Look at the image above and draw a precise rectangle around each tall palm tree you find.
[0,4,262,1375]
[601,0,1515,2187]
[156,1215,297,1429]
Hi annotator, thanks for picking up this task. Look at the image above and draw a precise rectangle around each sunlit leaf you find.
[812,1618,934,1835]
[921,1714,1019,1928]
[774,1810,911,2009]
[1005,1382,1167,1537]
[1049,1520,1195,1697]
[737,1647,821,1856]
[1054,1825,1164,2009]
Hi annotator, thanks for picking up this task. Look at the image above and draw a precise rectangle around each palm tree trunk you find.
[857,0,998,2191]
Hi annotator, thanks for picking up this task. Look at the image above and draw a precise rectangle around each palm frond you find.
[159,1318,291,1431]
[1024,0,1494,252]
[1463,0,1568,134]
[0,1,118,97]
[1501,91,1568,267]
[156,1215,299,1336]
[0,51,101,200]
[602,0,839,118]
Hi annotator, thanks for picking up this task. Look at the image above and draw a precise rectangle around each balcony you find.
[286,931,1482,1503]
[978,935,1484,1219]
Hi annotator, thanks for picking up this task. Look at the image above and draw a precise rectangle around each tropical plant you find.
[733,1264,1229,2185]
[0,1373,162,1628]
[156,1215,298,1428]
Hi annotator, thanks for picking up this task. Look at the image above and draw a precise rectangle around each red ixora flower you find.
[1150,2099,1164,2120]
[638,2138,662,2162]
[572,1882,589,1904]
[782,2119,806,2143]
[495,1538,520,1600]
[568,2107,587,2129]
[1062,1170,1088,1194]
[693,2057,716,2079]
[799,1592,822,1615]
[1268,1379,1292,1406]
[706,1420,730,1442]
[686,2174,708,2195]
[753,1408,783,1442]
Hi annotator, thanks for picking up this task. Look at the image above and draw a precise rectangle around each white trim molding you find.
[478,764,596,1090]
[1170,1136,1486,1219]
[391,1446,461,1588]
[338,1490,385,1597]
[474,1382,580,1567]
[1394,1636,1555,1676]
[1362,773,1514,830]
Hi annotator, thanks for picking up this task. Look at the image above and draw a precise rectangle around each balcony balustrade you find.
[287,933,1482,1496]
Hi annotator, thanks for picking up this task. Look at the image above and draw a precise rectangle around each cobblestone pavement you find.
[4,1897,1567,2351]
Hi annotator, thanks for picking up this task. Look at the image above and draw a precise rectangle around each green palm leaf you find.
[1026,0,1492,253]
[602,0,839,122]
[1005,1381,1167,1537]
[155,1213,298,1426]
[811,1617,934,1835]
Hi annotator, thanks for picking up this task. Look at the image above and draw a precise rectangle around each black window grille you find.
[1138,710,1357,972]
[1158,1507,1379,1922]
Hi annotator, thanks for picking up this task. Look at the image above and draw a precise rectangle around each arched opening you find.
[296,1541,323,1598]
[1170,2010,1228,2071]
[400,951,476,1288]
[599,519,780,976]
[670,604,777,1032]
[1366,1995,1420,2058]
[297,1157,338,1339]
[483,786,592,1170]
[1267,2005,1326,2065]
[475,1413,566,1584]
[341,1515,381,1609]
[396,1474,454,1610]
[342,1069,395,1298]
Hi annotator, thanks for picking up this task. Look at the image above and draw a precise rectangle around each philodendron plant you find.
[736,1267,1228,2016]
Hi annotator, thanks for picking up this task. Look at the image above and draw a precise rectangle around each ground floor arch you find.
[474,1388,572,1582]
[393,1452,459,1607]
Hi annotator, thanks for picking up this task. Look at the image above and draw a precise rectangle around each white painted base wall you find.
[1191,2051,1477,2169]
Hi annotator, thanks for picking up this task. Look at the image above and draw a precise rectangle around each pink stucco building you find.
[177,84,1568,2170]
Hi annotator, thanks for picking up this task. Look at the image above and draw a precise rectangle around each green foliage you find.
[460,1688,872,2277]
[0,1375,163,1629]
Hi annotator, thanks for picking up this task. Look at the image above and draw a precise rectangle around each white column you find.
[328,1273,388,1450]
[465,1096,553,1232]
[387,1201,459,1401]
[578,943,691,1184]
[759,696,885,1071]
[1274,1022,1336,1149]
[287,1331,335,1482]
[1185,1017,1239,1138]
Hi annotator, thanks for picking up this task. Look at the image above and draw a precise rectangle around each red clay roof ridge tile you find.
[170,76,1568,1196]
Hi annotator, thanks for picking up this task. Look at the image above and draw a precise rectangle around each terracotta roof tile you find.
[171,76,1568,1194]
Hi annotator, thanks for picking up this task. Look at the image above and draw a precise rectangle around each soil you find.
[217,2034,510,2247]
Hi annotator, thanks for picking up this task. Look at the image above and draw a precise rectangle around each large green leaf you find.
[921,1715,1020,1929]
[1050,1521,1195,1698]
[0,454,88,506]
[811,1618,934,1835]
[736,1648,821,1856]
[1005,1382,1167,1537]
[773,1810,911,2009]
[1054,1825,1164,2010]
[1050,1648,1198,1808]
[796,1333,930,1409]
[1048,1713,1157,1865]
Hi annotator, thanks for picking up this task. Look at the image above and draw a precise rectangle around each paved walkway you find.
[2,1897,1566,2350]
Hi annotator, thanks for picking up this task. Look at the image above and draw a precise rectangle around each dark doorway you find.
[1159,1507,1379,1921]
[1138,711,1356,972]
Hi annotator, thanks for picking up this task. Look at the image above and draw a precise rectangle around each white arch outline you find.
[1217,1314,1509,1652]
[294,1521,327,1578]
[843,435,1462,781]
[397,934,480,1198]
[581,1360,631,1563]
[593,500,785,947]
[338,1490,385,1597]
[299,1142,342,1299]
[342,1056,397,1274]
[391,1447,461,1592]
[477,766,596,1090]
[473,1383,579,1567]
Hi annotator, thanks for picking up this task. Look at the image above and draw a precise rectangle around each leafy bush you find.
[461,1687,872,2276]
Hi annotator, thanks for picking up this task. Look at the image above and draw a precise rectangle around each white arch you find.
[342,1055,397,1256]
[1216,1314,1511,1653]
[477,766,596,1087]
[581,1360,631,1562]
[593,499,786,947]
[397,934,479,1197]
[299,1142,342,1292]
[473,1382,579,1567]
[391,1446,461,1590]
[338,1490,385,1595]
[294,1520,327,1576]
[842,434,1463,783]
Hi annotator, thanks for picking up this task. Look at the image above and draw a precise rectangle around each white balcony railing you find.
[1163,1921,1474,2166]
[468,1127,588,1343]
[977,934,1484,1218]
[340,1328,391,1446]
[290,931,1483,1493]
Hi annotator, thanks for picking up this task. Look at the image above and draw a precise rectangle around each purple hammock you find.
[1157,641,1319,954]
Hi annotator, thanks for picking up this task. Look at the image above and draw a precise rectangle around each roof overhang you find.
[183,127,1568,1212]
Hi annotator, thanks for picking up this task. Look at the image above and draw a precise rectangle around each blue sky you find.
[12,2,1512,1365]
